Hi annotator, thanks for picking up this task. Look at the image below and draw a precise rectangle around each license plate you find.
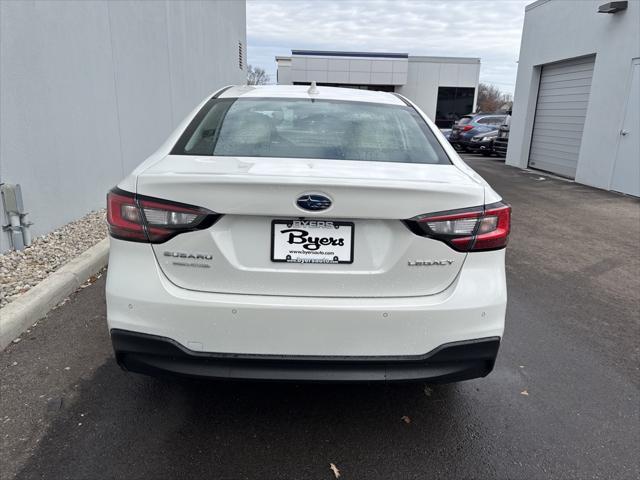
[271,219,354,264]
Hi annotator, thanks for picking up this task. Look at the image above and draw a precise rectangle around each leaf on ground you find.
[401,415,411,424]
[520,389,529,396]
[329,463,341,478]
[424,386,433,397]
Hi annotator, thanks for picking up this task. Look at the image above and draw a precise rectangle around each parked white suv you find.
[106,85,510,382]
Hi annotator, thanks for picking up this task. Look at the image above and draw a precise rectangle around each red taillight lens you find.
[405,202,511,252]
[462,125,474,132]
[107,190,147,242]
[472,203,511,251]
[106,188,219,243]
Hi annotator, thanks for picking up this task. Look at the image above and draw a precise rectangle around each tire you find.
[481,151,492,157]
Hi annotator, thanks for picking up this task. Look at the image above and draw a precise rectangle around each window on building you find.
[435,87,475,128]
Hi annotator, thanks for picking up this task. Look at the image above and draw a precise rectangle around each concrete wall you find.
[0,0,246,252]
[396,57,480,121]
[506,0,640,194]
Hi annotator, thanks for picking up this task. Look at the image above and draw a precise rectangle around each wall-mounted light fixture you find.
[598,1,628,13]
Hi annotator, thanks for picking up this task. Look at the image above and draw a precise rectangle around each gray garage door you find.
[528,55,595,178]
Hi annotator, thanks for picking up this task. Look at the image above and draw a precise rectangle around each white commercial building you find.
[0,1,247,252]
[507,0,639,196]
[276,51,480,128]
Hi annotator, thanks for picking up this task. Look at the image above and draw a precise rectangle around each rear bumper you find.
[106,240,507,358]
[111,329,500,382]
[467,140,493,152]
[449,134,472,146]
[494,139,508,156]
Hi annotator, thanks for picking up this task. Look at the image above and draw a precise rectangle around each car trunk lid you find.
[137,155,485,297]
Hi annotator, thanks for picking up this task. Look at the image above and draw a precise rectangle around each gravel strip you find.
[0,210,107,308]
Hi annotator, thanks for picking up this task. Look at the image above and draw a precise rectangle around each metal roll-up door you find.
[528,55,595,178]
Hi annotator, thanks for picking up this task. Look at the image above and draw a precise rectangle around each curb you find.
[0,238,109,351]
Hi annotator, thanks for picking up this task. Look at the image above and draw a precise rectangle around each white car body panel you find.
[137,157,485,297]
[152,217,467,297]
[107,239,505,357]
[217,84,407,105]
[106,85,508,381]
[137,155,484,216]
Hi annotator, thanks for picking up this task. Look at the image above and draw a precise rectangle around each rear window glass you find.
[172,98,450,165]
[478,116,506,125]
[456,116,473,125]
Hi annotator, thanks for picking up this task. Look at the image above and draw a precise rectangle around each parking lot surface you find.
[1,155,639,480]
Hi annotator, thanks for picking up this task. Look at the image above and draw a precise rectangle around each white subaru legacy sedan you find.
[106,85,510,382]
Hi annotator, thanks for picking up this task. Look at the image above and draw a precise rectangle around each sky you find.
[247,0,530,94]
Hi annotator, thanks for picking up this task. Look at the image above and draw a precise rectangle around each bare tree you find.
[477,83,512,113]
[501,92,513,112]
[247,64,270,85]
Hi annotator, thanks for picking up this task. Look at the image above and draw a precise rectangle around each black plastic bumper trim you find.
[110,329,500,383]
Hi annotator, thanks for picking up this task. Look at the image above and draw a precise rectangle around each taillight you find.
[107,190,147,242]
[461,125,474,131]
[106,188,219,243]
[405,202,511,252]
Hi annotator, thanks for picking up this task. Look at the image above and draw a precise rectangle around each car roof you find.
[218,84,406,106]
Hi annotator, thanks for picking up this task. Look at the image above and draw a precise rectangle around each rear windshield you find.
[456,116,472,125]
[171,98,450,165]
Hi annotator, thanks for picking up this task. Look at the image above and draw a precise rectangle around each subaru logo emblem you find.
[296,193,332,211]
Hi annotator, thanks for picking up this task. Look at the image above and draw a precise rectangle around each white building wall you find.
[0,0,246,252]
[396,57,480,121]
[289,55,409,86]
[276,57,292,85]
[276,54,480,122]
[506,0,640,194]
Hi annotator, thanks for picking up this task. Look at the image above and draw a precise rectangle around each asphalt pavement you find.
[1,155,639,480]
